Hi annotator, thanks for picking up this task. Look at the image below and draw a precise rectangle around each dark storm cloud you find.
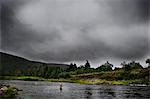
[111,37,149,60]
[1,0,150,64]
[108,0,149,23]
[29,41,111,62]
[1,0,61,54]
[137,0,149,21]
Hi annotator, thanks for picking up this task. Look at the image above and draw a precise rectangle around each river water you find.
[0,80,150,99]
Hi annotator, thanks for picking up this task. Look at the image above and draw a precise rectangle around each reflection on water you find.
[0,80,150,99]
[99,88,116,97]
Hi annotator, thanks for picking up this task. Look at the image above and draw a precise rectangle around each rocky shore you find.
[0,84,21,98]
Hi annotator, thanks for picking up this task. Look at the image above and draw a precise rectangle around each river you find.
[0,80,150,99]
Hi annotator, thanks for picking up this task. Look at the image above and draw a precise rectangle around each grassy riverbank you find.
[0,76,149,85]
[1,67,149,85]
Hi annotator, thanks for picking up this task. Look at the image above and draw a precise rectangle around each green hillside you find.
[0,52,69,75]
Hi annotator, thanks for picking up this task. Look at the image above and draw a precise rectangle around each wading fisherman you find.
[60,83,62,91]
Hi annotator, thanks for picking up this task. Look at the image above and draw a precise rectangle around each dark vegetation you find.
[0,52,69,76]
[0,52,150,85]
[0,84,21,98]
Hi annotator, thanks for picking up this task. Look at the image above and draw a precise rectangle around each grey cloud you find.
[1,0,149,64]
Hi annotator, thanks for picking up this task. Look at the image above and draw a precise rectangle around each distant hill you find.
[0,52,69,75]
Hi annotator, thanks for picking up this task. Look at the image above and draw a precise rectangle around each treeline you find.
[2,59,150,81]
[68,59,149,75]
[3,66,70,79]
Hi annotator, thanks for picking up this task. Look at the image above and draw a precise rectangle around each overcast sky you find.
[1,0,150,67]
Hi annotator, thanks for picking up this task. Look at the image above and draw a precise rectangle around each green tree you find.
[67,63,77,71]
[85,60,91,68]
[121,61,126,67]
[146,59,150,67]
[121,61,131,80]
[96,61,113,72]
[129,61,143,69]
